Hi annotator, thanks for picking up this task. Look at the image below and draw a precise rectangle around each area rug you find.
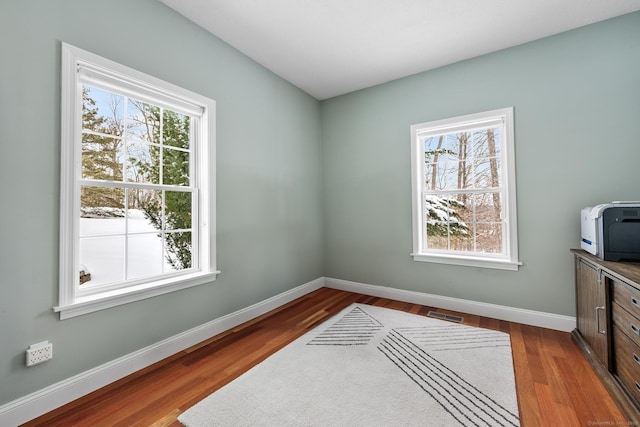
[178,303,520,427]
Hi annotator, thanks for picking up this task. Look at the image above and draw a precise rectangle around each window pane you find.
[164,191,192,230]
[480,157,503,190]
[448,193,475,252]
[454,193,504,254]
[163,110,191,149]
[136,189,163,232]
[474,192,503,222]
[127,234,164,279]
[165,231,192,270]
[446,133,459,153]
[431,154,449,190]
[454,194,473,225]
[454,132,471,190]
[126,138,158,184]
[470,127,501,190]
[81,86,125,182]
[82,134,124,181]
[127,203,158,233]
[423,162,435,190]
[80,186,125,236]
[424,196,470,250]
[456,160,473,190]
[127,99,160,145]
[475,223,503,253]
[82,85,124,137]
[79,236,124,286]
[470,129,486,158]
[163,148,190,186]
[424,134,466,191]
[425,195,452,223]
[423,135,444,161]
[487,127,501,159]
[450,229,474,252]
[432,154,457,191]
[426,229,448,250]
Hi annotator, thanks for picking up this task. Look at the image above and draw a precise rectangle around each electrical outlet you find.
[26,341,53,366]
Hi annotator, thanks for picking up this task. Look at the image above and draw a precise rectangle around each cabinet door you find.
[576,257,609,368]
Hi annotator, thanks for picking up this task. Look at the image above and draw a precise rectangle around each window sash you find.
[76,182,199,297]
[421,202,509,255]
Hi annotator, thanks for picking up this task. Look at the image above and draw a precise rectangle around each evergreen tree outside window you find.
[57,43,218,319]
[410,108,520,270]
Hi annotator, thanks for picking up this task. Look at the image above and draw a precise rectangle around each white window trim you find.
[56,43,219,319]
[410,107,521,271]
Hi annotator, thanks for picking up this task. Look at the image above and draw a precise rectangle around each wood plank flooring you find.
[22,288,628,426]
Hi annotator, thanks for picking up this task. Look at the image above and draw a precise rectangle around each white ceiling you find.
[158,0,640,100]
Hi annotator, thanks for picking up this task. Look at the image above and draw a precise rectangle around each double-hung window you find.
[410,108,520,270]
[57,43,218,319]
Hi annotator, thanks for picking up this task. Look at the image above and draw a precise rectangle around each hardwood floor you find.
[22,288,628,426]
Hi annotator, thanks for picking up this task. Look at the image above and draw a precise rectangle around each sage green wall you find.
[0,0,323,405]
[321,12,640,317]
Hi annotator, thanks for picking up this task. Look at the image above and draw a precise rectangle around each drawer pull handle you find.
[632,297,640,309]
[632,324,640,336]
[636,382,640,393]
[634,353,640,365]
[595,307,606,335]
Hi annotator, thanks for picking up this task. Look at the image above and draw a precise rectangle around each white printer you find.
[581,202,640,261]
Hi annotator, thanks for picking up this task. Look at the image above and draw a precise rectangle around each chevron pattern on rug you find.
[306,306,383,345]
[179,303,520,427]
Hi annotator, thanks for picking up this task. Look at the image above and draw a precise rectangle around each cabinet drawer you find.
[614,325,640,404]
[613,302,640,348]
[612,280,640,319]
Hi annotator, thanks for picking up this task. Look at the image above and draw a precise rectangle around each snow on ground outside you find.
[79,209,177,287]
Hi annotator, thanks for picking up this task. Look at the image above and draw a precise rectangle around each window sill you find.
[54,270,220,320]
[411,253,521,271]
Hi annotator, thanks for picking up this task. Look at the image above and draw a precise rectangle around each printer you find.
[581,202,640,262]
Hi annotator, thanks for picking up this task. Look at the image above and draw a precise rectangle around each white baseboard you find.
[324,277,576,332]
[0,277,324,427]
[1,275,575,425]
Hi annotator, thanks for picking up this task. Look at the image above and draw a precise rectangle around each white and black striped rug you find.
[179,304,520,427]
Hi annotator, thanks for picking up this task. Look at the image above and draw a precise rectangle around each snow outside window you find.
[410,108,521,271]
[56,43,218,319]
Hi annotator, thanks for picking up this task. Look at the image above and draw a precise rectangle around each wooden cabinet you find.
[575,256,609,367]
[614,326,640,404]
[572,249,640,423]
[611,277,640,407]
